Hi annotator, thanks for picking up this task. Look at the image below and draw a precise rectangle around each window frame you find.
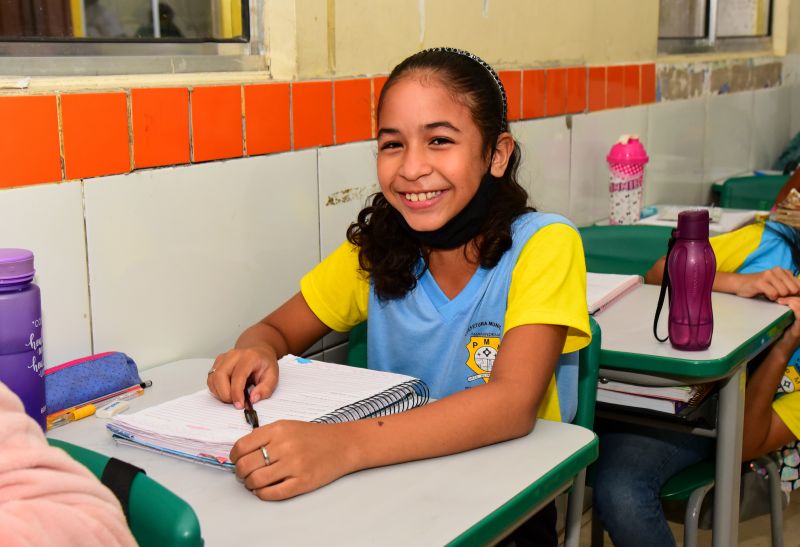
[0,1,265,76]
[657,0,774,55]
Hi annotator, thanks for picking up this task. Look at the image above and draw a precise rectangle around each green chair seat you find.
[660,459,715,501]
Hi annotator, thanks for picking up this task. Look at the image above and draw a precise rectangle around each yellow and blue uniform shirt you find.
[300,212,591,423]
[710,221,800,489]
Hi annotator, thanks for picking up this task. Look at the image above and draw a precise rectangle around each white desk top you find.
[636,205,762,234]
[596,205,764,235]
[595,284,791,378]
[50,359,596,546]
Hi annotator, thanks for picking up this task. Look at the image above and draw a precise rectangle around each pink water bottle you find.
[607,135,649,225]
[664,210,716,350]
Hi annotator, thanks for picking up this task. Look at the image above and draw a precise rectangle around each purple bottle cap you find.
[676,210,710,240]
[0,249,35,285]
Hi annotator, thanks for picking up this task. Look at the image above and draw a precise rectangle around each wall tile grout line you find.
[56,94,66,183]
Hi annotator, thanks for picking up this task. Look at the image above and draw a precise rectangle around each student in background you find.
[0,381,135,547]
[207,48,591,545]
[593,196,800,546]
[84,0,125,38]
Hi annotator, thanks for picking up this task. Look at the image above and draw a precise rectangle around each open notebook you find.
[107,355,429,470]
[586,272,643,314]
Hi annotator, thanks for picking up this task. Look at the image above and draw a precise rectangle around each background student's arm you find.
[207,292,331,409]
[0,383,136,547]
[742,296,800,461]
[229,322,566,501]
[645,256,800,300]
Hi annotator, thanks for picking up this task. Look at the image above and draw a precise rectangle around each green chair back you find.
[346,321,368,368]
[579,225,673,276]
[718,174,790,210]
[48,438,203,547]
[574,317,601,429]
[346,317,601,429]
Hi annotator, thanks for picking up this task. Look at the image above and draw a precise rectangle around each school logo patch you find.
[466,336,500,383]
[779,365,800,393]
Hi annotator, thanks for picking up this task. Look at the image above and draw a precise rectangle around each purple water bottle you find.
[0,249,45,429]
[665,211,716,350]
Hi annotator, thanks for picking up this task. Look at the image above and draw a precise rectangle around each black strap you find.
[654,231,677,343]
[100,457,146,522]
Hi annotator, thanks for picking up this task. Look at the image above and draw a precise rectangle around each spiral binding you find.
[312,379,430,424]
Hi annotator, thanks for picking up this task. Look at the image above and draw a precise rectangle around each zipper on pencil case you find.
[44,351,116,376]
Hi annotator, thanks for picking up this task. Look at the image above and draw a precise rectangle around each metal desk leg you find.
[712,364,746,547]
[564,468,586,547]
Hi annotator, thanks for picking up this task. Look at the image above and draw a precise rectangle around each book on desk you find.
[586,273,643,315]
[106,354,430,470]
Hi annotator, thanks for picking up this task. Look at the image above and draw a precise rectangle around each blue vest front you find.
[366,212,579,422]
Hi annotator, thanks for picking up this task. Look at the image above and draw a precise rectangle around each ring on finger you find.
[261,445,271,466]
[207,368,216,375]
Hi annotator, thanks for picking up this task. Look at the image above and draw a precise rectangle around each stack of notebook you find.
[596,380,717,426]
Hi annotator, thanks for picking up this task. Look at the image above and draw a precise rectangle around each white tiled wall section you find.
[513,117,572,216]
[645,97,706,206]
[83,152,320,369]
[0,181,92,366]
[2,82,796,370]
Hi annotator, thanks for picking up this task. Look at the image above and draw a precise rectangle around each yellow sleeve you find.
[773,392,800,440]
[709,223,764,273]
[299,242,370,332]
[505,223,592,354]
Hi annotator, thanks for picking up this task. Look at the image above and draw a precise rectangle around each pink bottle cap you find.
[607,135,649,165]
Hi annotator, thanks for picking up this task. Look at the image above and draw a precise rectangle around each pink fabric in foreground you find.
[0,382,136,547]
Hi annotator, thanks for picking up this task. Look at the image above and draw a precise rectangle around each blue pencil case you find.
[45,352,142,413]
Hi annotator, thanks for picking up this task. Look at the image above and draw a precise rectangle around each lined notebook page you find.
[111,355,419,446]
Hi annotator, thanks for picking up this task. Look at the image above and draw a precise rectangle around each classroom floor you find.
[577,492,800,546]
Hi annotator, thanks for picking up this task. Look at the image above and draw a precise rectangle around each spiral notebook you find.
[106,355,429,470]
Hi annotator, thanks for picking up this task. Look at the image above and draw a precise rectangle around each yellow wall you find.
[788,0,800,53]
[271,0,659,79]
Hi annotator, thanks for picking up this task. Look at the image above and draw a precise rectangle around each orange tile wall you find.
[0,63,657,189]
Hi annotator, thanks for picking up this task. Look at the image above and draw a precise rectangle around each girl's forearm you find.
[711,271,744,294]
[742,348,790,459]
[340,379,539,472]
[645,258,743,295]
[235,322,286,357]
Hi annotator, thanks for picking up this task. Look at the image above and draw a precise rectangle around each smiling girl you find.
[207,47,590,543]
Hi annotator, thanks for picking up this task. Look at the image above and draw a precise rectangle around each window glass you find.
[659,0,706,39]
[716,0,771,37]
[658,0,772,53]
[0,0,247,42]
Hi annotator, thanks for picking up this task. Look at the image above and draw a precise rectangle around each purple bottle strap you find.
[653,230,677,343]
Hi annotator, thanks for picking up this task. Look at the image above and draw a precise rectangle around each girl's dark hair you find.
[346,49,533,300]
[765,223,800,274]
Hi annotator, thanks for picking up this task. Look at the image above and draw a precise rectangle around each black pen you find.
[243,376,259,429]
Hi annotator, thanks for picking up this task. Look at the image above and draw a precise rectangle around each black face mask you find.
[392,171,498,250]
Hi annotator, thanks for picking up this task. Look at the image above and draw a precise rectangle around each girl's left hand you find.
[774,296,800,357]
[230,421,358,500]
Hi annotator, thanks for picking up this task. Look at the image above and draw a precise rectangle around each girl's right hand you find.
[734,267,800,300]
[206,347,280,410]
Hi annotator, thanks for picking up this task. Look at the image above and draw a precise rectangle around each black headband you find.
[420,47,508,132]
